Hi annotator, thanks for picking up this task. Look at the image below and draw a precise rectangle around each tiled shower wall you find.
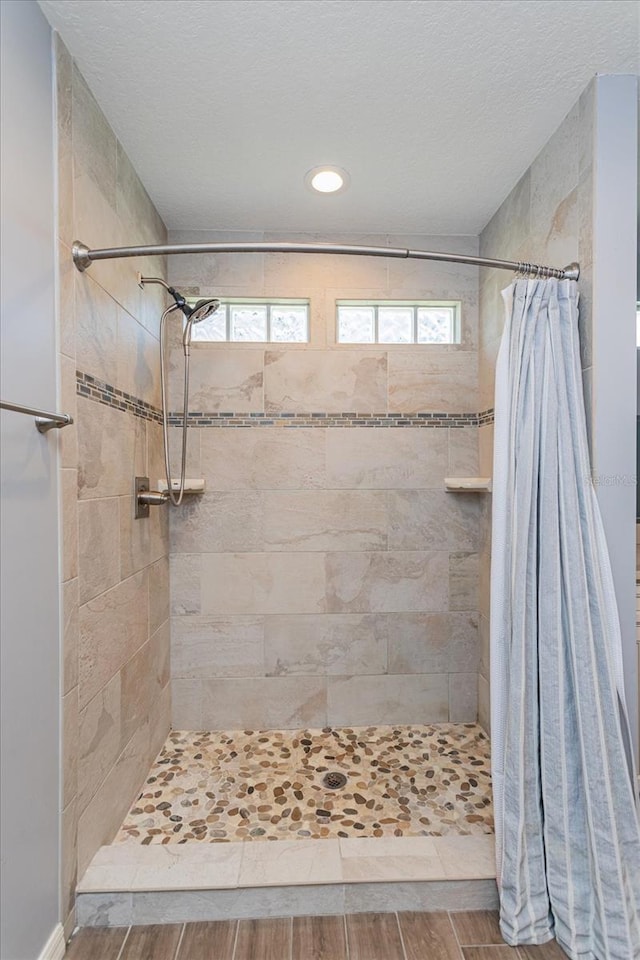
[477,80,596,730]
[55,37,172,931]
[167,233,484,730]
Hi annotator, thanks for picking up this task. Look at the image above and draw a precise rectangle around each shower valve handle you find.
[135,476,169,519]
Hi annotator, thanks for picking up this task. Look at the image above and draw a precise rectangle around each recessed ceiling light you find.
[305,166,350,195]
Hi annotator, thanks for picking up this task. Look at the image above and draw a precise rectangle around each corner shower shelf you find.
[445,477,492,493]
[157,479,206,494]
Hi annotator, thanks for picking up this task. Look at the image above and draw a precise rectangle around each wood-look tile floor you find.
[65,910,567,959]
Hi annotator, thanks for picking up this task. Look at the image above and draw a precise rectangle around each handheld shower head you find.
[186,298,221,323]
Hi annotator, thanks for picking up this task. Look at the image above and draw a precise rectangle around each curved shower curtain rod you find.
[72,239,580,281]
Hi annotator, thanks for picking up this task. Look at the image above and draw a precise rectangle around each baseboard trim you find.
[37,923,66,960]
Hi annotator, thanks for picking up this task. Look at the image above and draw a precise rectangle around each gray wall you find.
[0,2,60,958]
[590,75,638,765]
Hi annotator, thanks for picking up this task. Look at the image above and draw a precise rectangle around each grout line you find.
[343,914,350,960]
[231,917,240,960]
[447,911,466,960]
[395,911,409,960]
[288,915,293,960]
[114,925,131,960]
[172,923,186,960]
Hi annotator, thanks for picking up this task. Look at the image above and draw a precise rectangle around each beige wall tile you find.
[478,552,491,621]
[201,428,326,490]
[326,551,448,613]
[62,577,79,694]
[478,613,490,679]
[151,619,171,694]
[55,35,73,245]
[116,141,166,248]
[264,350,387,414]
[388,490,480,551]
[200,552,326,615]
[448,428,479,476]
[263,490,387,552]
[63,686,79,810]
[72,169,123,303]
[60,354,79,469]
[75,274,119,385]
[58,241,76,360]
[77,721,150,876]
[386,612,478,674]
[62,468,78,582]
[170,553,201,615]
[449,552,479,611]
[165,426,201,482]
[327,674,448,726]
[120,636,161,749]
[72,63,117,206]
[449,673,478,722]
[78,398,145,499]
[478,424,494,477]
[119,492,167,580]
[147,420,169,492]
[262,232,389,289]
[170,491,264,553]
[149,555,170,636]
[78,497,120,604]
[481,170,531,262]
[264,614,387,676]
[177,348,264,412]
[478,674,490,733]
[171,678,202,728]
[61,797,78,921]
[169,230,264,289]
[148,679,171,760]
[201,676,327,729]
[326,428,447,489]
[79,570,149,709]
[388,350,478,413]
[78,673,121,812]
[171,615,265,678]
[116,307,160,410]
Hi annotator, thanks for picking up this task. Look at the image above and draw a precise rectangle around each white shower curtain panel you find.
[490,279,640,960]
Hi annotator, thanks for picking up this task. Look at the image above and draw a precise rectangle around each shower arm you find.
[72,240,580,281]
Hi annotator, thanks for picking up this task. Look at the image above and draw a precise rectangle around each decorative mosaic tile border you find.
[166,411,492,428]
[76,371,162,424]
[76,370,495,428]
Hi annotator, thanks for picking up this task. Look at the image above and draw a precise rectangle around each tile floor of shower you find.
[115,722,493,845]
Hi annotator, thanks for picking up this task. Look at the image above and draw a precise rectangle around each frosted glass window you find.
[190,305,227,342]
[270,305,308,342]
[337,301,460,344]
[337,306,375,343]
[378,307,413,343]
[186,299,310,342]
[231,305,267,341]
[417,307,454,343]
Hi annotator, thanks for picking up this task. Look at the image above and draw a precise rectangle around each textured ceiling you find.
[39,0,638,235]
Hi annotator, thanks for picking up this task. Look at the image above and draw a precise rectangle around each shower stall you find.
[44,32,639,952]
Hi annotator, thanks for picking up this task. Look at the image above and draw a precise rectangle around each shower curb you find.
[76,835,497,926]
[77,878,499,926]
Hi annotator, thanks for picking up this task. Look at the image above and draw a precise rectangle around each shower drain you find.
[322,771,348,790]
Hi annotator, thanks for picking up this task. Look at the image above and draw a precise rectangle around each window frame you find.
[335,299,462,345]
[186,296,310,344]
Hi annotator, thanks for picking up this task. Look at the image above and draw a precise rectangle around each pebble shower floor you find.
[116,723,493,844]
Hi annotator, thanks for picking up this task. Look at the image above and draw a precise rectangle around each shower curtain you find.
[490,278,640,960]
